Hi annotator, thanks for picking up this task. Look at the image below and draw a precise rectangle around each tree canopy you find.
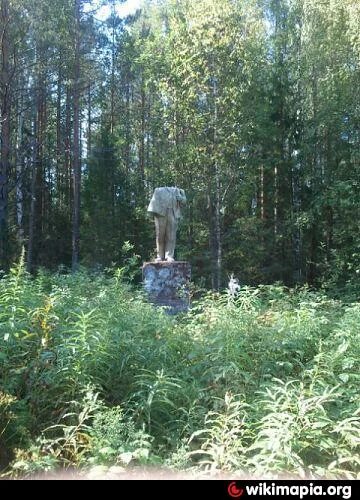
[1,0,359,291]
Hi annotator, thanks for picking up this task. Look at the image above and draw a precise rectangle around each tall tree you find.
[72,0,82,271]
[0,0,11,269]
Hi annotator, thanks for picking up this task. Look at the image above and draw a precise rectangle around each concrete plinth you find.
[143,261,191,314]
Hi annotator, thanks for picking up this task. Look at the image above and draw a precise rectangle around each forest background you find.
[0,0,359,291]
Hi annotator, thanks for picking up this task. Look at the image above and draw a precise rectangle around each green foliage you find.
[2,0,359,291]
[0,266,359,478]
[86,405,152,467]
[189,393,251,472]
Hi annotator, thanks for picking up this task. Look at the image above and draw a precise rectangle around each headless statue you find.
[147,187,186,262]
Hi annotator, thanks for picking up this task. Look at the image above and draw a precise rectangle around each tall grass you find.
[0,262,359,478]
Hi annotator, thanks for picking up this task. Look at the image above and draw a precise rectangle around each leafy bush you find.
[0,262,359,478]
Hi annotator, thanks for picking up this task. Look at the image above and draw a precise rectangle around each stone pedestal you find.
[143,261,191,314]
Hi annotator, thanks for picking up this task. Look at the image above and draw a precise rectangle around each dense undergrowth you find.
[0,258,359,479]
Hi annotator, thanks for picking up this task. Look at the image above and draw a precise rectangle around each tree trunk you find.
[325,205,333,265]
[56,62,62,208]
[124,70,131,176]
[0,0,11,269]
[214,163,222,290]
[110,0,116,135]
[139,83,145,185]
[212,70,221,290]
[72,0,81,272]
[27,68,46,272]
[27,131,37,274]
[87,83,91,158]
[65,84,72,212]
[15,93,24,246]
[274,164,278,237]
[39,80,47,247]
[292,161,302,282]
[259,164,265,221]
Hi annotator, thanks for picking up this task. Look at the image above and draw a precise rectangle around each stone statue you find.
[147,186,186,262]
